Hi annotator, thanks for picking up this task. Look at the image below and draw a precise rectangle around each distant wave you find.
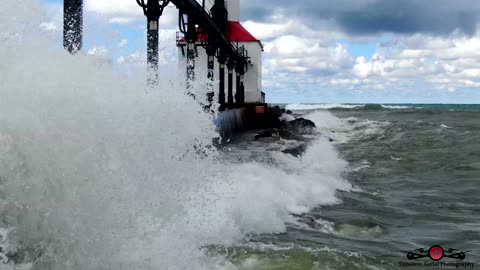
[286,104,362,111]
[286,104,415,111]
[382,105,415,109]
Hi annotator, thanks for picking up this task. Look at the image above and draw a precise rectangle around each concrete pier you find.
[214,104,276,138]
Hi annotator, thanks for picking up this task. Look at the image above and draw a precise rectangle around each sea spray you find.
[0,1,353,269]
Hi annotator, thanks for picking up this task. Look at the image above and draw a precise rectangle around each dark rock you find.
[254,129,274,140]
[328,137,334,142]
[281,108,286,114]
[285,118,316,134]
[282,143,308,158]
[279,129,303,141]
[286,110,293,114]
[270,106,283,118]
[304,216,316,228]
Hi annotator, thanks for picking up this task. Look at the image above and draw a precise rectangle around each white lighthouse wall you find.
[177,41,263,104]
[225,0,240,21]
[243,42,263,103]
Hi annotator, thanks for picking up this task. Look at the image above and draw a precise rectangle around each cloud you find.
[39,22,59,32]
[244,11,480,101]
[88,46,109,57]
[50,0,480,102]
[85,0,178,26]
[242,0,480,36]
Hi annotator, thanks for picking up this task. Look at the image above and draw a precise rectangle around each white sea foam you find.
[381,105,413,109]
[286,103,415,111]
[286,103,362,111]
[0,2,353,269]
[278,113,295,122]
[301,111,390,144]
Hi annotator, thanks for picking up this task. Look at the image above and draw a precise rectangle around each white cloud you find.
[85,0,178,26]
[118,39,128,48]
[251,15,480,101]
[88,46,109,57]
[39,22,59,32]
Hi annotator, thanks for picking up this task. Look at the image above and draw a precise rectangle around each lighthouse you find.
[177,0,264,106]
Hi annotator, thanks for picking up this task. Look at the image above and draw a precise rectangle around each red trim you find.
[179,21,259,42]
[226,21,258,42]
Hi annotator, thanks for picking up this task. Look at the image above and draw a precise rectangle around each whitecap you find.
[286,103,362,111]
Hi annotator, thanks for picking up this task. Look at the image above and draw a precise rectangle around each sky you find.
[40,0,480,104]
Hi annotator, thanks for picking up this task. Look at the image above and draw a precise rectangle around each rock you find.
[304,216,316,228]
[254,129,274,140]
[282,143,308,157]
[270,106,283,118]
[285,118,316,134]
[286,110,293,114]
[328,137,334,142]
[279,130,303,141]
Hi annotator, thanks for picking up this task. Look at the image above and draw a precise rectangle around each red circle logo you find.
[429,246,444,261]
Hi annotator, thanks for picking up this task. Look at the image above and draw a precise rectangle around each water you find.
[1,2,479,269]
[217,104,480,269]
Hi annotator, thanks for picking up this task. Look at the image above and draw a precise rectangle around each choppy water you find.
[217,104,480,269]
[1,1,479,269]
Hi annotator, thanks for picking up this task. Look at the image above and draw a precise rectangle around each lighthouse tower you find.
[177,0,264,105]
[226,0,240,21]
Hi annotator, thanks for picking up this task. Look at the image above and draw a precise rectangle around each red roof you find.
[226,21,258,42]
[178,21,259,42]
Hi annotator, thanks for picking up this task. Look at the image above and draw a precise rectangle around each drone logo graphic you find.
[403,245,469,261]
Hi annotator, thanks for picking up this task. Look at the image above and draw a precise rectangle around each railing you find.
[176,32,184,45]
[176,30,210,46]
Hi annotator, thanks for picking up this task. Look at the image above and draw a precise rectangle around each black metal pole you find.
[137,0,169,86]
[206,51,215,107]
[186,17,196,92]
[235,72,241,104]
[63,0,83,54]
[147,19,159,85]
[218,54,226,108]
[235,62,245,104]
[186,43,196,90]
[227,64,234,109]
[211,0,228,108]
[240,75,245,104]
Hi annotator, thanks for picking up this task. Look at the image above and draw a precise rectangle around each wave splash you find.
[0,2,351,269]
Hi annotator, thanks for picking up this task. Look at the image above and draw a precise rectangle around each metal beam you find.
[171,0,246,65]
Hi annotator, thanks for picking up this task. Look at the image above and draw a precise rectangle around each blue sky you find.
[42,0,480,104]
